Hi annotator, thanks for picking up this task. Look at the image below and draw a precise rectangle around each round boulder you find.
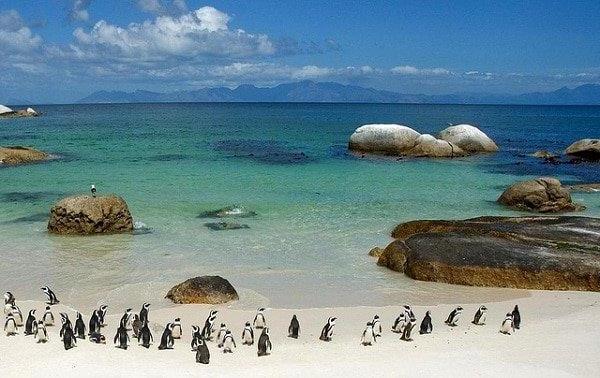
[408,134,466,157]
[348,124,421,155]
[497,177,584,213]
[166,276,239,304]
[48,195,134,235]
[0,146,48,165]
[565,139,600,161]
[438,124,498,153]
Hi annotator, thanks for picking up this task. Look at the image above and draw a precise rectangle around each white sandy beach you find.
[1,290,599,377]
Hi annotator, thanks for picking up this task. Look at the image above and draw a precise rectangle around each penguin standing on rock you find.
[500,313,514,335]
[202,310,218,341]
[392,312,406,333]
[257,327,272,356]
[253,308,266,329]
[361,322,376,346]
[74,312,86,339]
[42,306,54,326]
[217,323,228,348]
[138,321,153,348]
[98,305,108,327]
[158,323,174,350]
[472,305,488,325]
[401,318,416,341]
[445,307,463,327]
[41,286,59,305]
[191,326,202,351]
[195,338,210,364]
[34,320,48,343]
[89,310,101,335]
[372,315,382,338]
[319,317,337,342]
[419,311,433,334]
[242,321,254,345]
[4,313,17,336]
[222,330,236,353]
[114,324,130,349]
[24,309,37,335]
[172,318,182,339]
[512,305,521,329]
[139,303,150,325]
[288,315,300,339]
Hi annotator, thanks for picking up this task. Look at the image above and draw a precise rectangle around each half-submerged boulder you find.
[565,139,600,161]
[0,105,39,118]
[408,134,466,158]
[48,195,134,235]
[377,216,600,291]
[348,124,421,155]
[166,276,239,304]
[438,124,498,153]
[498,177,584,213]
[0,146,49,165]
[204,222,250,231]
[198,206,257,218]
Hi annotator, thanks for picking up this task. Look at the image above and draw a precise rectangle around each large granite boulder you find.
[498,177,584,213]
[0,146,49,165]
[166,276,239,304]
[408,134,466,158]
[48,195,134,235]
[565,139,600,161]
[377,216,600,291]
[348,124,421,155]
[0,105,13,115]
[438,124,498,153]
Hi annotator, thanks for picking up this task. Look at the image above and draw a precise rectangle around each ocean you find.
[1,103,599,310]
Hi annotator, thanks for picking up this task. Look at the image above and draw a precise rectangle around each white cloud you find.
[0,10,42,54]
[390,65,451,76]
[69,0,92,22]
[137,0,163,13]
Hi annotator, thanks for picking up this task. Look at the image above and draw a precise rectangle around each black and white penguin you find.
[3,292,15,314]
[288,314,300,339]
[24,309,37,335]
[172,317,182,339]
[42,306,54,326]
[120,308,132,329]
[138,321,153,348]
[158,323,174,350]
[4,313,17,336]
[222,330,236,353]
[10,305,23,327]
[89,310,101,335]
[59,312,71,331]
[217,323,228,348]
[201,310,218,341]
[98,305,108,327]
[89,332,106,344]
[62,321,77,350]
[419,311,433,334]
[195,338,210,364]
[472,305,488,325]
[191,325,202,351]
[445,306,463,327]
[392,311,406,333]
[34,320,48,343]
[401,318,416,341]
[242,321,254,345]
[253,307,266,329]
[114,324,129,349]
[500,313,514,335]
[319,317,337,342]
[131,314,142,338]
[91,184,97,197]
[257,327,272,356]
[74,311,86,339]
[512,305,521,330]
[372,315,382,338]
[139,302,150,325]
[403,305,416,321]
[361,322,376,346]
[41,286,59,305]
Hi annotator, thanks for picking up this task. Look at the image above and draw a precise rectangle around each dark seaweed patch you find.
[1,212,48,224]
[147,154,190,162]
[0,191,64,203]
[213,139,315,165]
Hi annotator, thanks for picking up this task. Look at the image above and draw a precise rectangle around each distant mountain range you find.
[77,81,600,105]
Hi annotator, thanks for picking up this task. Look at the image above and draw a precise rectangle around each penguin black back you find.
[62,323,77,350]
[114,324,129,350]
[257,328,272,356]
[195,339,210,364]
[24,309,36,335]
[74,312,86,339]
[419,311,433,334]
[288,315,300,339]
[158,323,174,350]
[512,305,521,329]
[139,321,153,348]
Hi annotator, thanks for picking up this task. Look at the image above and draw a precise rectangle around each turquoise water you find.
[1,103,599,309]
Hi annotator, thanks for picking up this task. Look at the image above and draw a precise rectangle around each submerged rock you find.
[377,216,600,291]
[166,275,239,304]
[198,206,257,218]
[498,177,584,213]
[438,124,498,153]
[565,139,600,161]
[0,146,48,165]
[566,183,600,193]
[48,195,134,235]
[204,222,250,231]
[531,150,556,159]
[214,139,313,165]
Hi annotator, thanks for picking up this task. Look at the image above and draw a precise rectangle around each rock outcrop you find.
[497,177,584,213]
[377,216,600,291]
[531,150,556,159]
[165,276,239,304]
[47,195,134,235]
[368,247,384,257]
[348,124,421,155]
[0,146,49,165]
[0,105,39,118]
[438,124,498,153]
[565,139,600,161]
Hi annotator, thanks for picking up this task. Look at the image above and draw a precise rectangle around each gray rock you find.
[204,222,250,231]
[565,139,600,161]
[497,177,584,213]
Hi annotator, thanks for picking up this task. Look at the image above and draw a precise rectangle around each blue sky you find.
[1,0,599,103]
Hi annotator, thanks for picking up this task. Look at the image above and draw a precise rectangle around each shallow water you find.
[1,103,599,309]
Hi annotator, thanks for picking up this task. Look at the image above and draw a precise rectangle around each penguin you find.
[217,323,228,348]
[372,315,382,338]
[512,305,521,330]
[131,314,142,338]
[139,303,150,325]
[445,306,463,327]
[191,325,202,351]
[403,305,416,321]
[4,302,12,316]
[89,310,101,335]
[62,322,77,350]
[3,292,15,314]
[500,313,514,335]
[401,318,416,341]
[41,286,59,305]
[242,321,254,345]
[120,308,132,329]
[10,305,23,327]
[288,315,300,339]
[34,320,48,343]
[419,311,433,334]
[361,322,376,346]
[91,184,97,197]
[257,327,272,356]
[195,338,210,364]
[253,307,266,329]
[98,305,108,327]
[90,332,106,344]
[319,317,337,342]
[172,317,182,339]
[59,312,71,332]
[158,323,174,350]
[4,313,17,336]
[138,321,153,348]
[24,309,37,335]
[114,324,129,349]
[222,330,236,353]
[42,306,54,326]
[74,311,86,339]
[201,310,218,341]
[392,311,406,333]
[472,305,488,325]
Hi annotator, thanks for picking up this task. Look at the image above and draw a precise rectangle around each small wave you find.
[133,221,152,235]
